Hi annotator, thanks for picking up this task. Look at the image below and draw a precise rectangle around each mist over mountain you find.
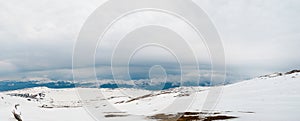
[1,69,298,92]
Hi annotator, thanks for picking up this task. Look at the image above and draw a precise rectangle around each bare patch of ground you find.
[115,91,174,104]
[238,111,255,114]
[104,114,129,118]
[148,112,238,121]
[103,112,129,118]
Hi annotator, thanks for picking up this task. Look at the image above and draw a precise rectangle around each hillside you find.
[0,71,299,121]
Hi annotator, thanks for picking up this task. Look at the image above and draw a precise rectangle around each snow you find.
[0,72,299,121]
[216,72,300,121]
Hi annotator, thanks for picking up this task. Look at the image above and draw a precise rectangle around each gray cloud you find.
[195,0,300,71]
[0,0,299,81]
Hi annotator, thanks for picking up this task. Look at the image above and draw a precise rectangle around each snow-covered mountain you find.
[0,78,207,92]
[0,70,299,121]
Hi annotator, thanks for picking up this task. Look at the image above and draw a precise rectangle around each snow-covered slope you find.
[216,71,300,121]
[0,71,299,121]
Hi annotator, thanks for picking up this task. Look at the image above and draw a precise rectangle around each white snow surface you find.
[0,72,299,121]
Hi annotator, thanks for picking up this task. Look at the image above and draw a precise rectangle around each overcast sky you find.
[0,0,299,81]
